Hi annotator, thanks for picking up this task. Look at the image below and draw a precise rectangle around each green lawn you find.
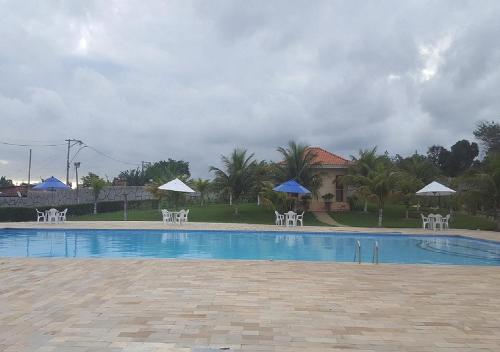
[68,202,497,231]
[69,203,328,226]
[330,204,497,231]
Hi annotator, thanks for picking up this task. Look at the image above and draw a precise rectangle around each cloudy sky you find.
[1,0,500,184]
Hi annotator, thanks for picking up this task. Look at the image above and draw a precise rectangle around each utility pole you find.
[141,161,152,174]
[65,139,83,185]
[74,162,81,204]
[123,193,128,221]
[27,149,32,186]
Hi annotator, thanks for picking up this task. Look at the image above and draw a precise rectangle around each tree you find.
[117,159,190,186]
[427,141,479,177]
[344,154,397,226]
[81,173,107,214]
[145,159,190,182]
[259,181,291,213]
[250,160,274,205]
[145,180,167,212]
[482,151,500,219]
[117,168,146,186]
[427,145,448,167]
[473,120,500,155]
[394,153,440,184]
[448,140,479,175]
[192,178,211,205]
[395,173,424,219]
[275,141,322,194]
[0,176,13,187]
[347,147,379,212]
[210,148,256,215]
[454,171,497,216]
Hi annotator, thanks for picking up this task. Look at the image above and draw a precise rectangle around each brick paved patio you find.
[1,258,500,351]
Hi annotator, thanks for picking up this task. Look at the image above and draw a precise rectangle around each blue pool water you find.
[0,228,499,265]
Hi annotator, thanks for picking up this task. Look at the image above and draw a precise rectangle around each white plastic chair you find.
[58,209,68,223]
[46,208,59,223]
[441,214,450,230]
[184,209,189,222]
[36,209,46,223]
[161,209,173,224]
[285,211,296,227]
[433,214,443,230]
[296,212,304,226]
[420,214,431,229]
[274,211,284,226]
[176,210,188,224]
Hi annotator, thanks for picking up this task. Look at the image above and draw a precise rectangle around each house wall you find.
[309,167,350,212]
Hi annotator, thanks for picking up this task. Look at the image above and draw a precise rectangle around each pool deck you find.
[1,222,500,351]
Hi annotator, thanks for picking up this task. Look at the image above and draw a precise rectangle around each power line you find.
[0,140,65,147]
[84,145,140,167]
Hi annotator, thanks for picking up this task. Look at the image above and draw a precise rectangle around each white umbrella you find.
[416,181,456,196]
[158,178,195,193]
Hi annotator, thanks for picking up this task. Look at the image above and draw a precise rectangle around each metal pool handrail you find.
[372,241,379,264]
[354,240,361,264]
[354,240,379,264]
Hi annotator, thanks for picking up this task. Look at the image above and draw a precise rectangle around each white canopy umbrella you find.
[416,181,456,196]
[158,178,195,193]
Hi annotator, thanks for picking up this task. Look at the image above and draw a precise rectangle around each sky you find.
[1,0,500,184]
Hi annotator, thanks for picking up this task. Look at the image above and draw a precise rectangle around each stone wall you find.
[0,186,153,208]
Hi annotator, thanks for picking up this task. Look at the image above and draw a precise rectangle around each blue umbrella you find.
[273,179,311,194]
[33,176,70,191]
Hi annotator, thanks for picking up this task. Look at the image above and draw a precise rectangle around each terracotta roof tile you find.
[306,147,350,166]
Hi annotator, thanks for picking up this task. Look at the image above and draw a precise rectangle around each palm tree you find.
[192,178,211,205]
[210,148,256,215]
[258,181,290,213]
[275,141,322,194]
[347,147,379,212]
[81,173,107,214]
[344,156,398,226]
[251,160,273,205]
[395,173,424,219]
[145,179,167,212]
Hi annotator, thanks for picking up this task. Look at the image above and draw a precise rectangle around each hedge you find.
[0,199,157,222]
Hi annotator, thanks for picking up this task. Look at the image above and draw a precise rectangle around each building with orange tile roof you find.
[305,147,351,212]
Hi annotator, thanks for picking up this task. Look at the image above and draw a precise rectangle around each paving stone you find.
[1,221,500,351]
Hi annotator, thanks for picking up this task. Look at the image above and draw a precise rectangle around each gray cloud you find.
[1,0,500,183]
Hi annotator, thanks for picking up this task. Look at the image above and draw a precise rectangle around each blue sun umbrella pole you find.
[273,180,311,211]
[33,176,70,206]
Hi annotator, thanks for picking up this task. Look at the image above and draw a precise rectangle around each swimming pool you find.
[1,228,499,265]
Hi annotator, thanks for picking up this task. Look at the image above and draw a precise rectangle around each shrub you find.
[0,200,155,222]
[321,193,334,201]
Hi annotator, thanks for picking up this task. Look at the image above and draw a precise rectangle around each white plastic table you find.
[428,214,443,230]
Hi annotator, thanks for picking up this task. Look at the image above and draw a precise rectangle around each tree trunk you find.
[378,208,383,227]
[363,200,368,213]
[229,192,232,206]
[93,201,97,215]
[257,194,260,206]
